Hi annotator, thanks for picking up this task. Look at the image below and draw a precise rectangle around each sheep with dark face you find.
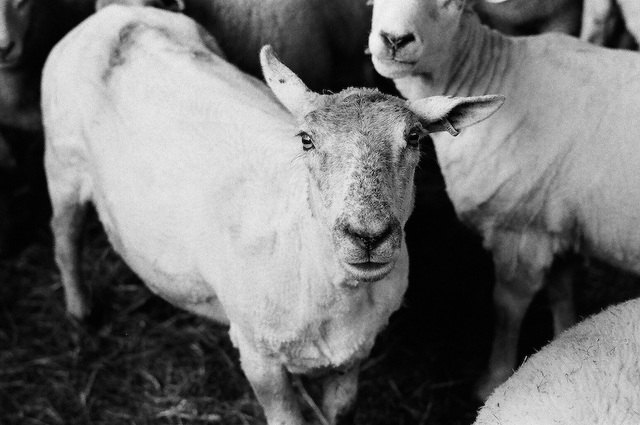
[43,5,503,423]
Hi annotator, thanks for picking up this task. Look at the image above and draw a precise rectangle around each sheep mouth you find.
[342,260,395,283]
[370,55,417,78]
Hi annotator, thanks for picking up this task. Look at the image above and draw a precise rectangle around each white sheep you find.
[474,0,583,36]
[581,0,640,47]
[42,5,503,424]
[475,297,640,424]
[369,0,640,400]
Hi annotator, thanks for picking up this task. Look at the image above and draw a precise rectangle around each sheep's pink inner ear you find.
[260,45,319,118]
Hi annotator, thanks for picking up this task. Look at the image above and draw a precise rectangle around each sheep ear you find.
[260,45,319,118]
[407,95,505,136]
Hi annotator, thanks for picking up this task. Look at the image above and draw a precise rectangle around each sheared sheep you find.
[113,0,374,91]
[475,297,640,424]
[474,0,582,36]
[369,0,640,400]
[43,5,503,424]
[581,0,639,47]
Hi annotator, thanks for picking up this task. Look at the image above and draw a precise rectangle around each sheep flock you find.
[2,0,640,424]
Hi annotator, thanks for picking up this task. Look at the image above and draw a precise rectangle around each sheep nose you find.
[0,41,15,61]
[380,31,415,52]
[346,224,395,253]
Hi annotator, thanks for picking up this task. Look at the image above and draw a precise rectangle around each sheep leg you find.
[476,233,551,401]
[234,335,304,425]
[50,190,90,319]
[546,257,577,336]
[319,366,359,425]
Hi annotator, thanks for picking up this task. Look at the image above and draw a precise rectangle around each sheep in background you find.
[42,5,503,424]
[475,297,640,424]
[473,0,583,36]
[187,0,376,92]
[109,0,375,91]
[0,0,93,255]
[581,0,639,48]
[369,0,640,400]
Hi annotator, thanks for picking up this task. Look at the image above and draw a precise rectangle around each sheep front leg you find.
[319,366,360,425]
[475,232,553,401]
[234,334,304,425]
[546,256,577,335]
[50,193,90,319]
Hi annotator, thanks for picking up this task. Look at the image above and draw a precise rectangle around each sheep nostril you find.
[347,225,395,253]
[380,31,415,52]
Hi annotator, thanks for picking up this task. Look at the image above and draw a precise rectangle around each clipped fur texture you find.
[43,6,503,424]
[475,297,640,425]
[369,0,640,400]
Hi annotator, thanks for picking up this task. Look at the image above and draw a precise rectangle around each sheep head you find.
[261,45,503,283]
[368,0,467,79]
[0,0,34,68]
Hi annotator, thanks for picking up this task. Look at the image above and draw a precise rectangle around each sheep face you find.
[0,0,33,68]
[299,91,422,283]
[368,0,464,79]
[261,45,504,283]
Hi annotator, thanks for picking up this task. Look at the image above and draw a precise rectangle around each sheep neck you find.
[396,12,524,99]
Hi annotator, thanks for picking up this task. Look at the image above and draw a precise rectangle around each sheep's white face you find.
[368,0,465,79]
[261,45,504,283]
[0,0,33,68]
[297,90,422,282]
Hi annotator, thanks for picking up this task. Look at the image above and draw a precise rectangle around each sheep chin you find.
[339,260,396,284]
[370,55,417,79]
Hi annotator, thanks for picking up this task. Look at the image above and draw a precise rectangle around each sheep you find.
[42,5,504,424]
[581,0,640,47]
[473,0,583,36]
[0,0,93,255]
[368,0,640,401]
[178,0,374,92]
[474,297,640,424]
[0,0,92,132]
[95,0,376,91]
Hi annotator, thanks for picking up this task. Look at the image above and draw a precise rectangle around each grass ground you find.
[2,158,639,425]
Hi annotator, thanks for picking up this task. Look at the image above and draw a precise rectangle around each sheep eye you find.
[298,132,315,151]
[406,125,424,147]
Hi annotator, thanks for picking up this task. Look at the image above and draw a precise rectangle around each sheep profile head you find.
[260,45,503,283]
[368,0,466,79]
[0,0,35,68]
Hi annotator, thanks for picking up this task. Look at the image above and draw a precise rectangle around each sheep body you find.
[474,0,582,36]
[475,297,640,425]
[369,0,640,399]
[180,0,374,91]
[582,0,640,47]
[44,5,503,423]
